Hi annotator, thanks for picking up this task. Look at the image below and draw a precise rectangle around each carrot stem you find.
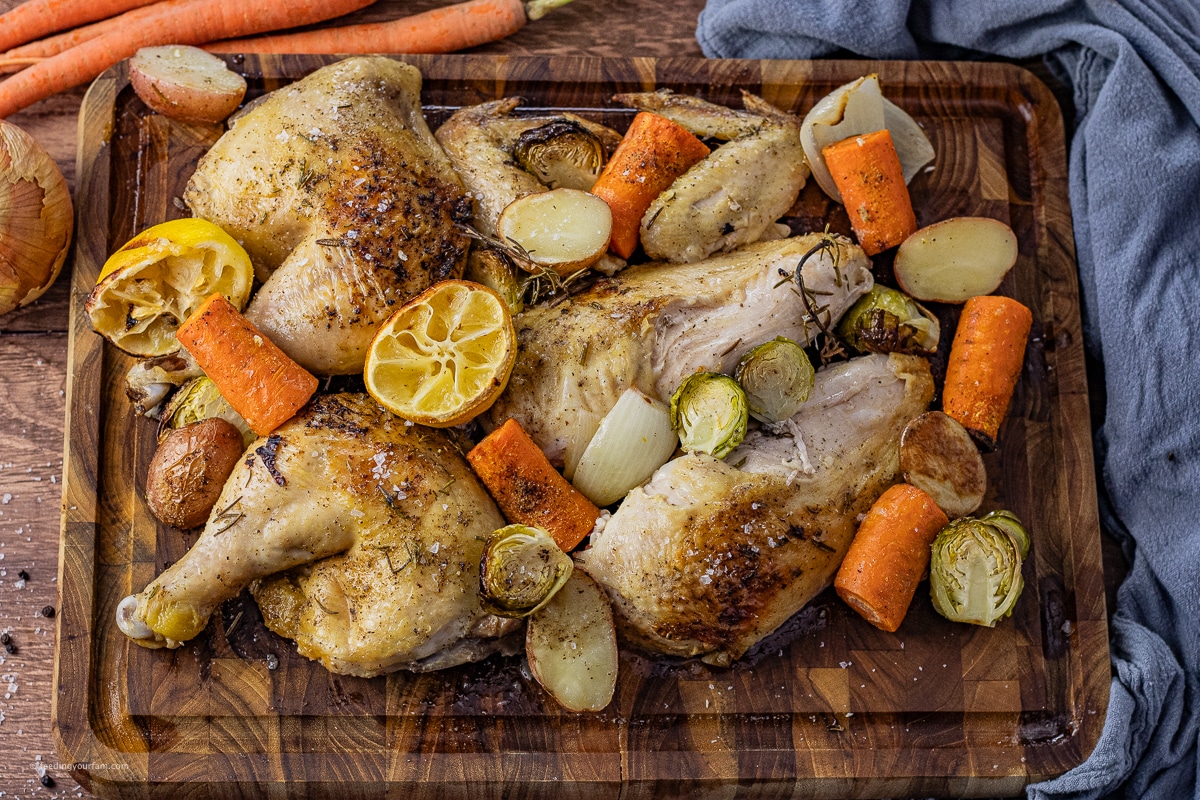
[941,294,1033,449]
[467,418,600,552]
[0,0,376,118]
[589,111,711,259]
[834,483,949,633]
[524,0,574,20]
[207,0,531,55]
[822,128,918,256]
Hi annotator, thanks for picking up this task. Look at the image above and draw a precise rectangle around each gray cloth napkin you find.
[697,2,1200,799]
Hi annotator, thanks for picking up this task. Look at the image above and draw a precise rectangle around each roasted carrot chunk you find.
[941,294,1033,448]
[467,418,601,552]
[822,128,918,256]
[589,111,710,259]
[835,483,949,633]
[175,292,318,436]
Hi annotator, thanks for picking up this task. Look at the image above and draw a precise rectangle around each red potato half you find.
[130,45,247,124]
[893,217,1019,303]
[525,569,618,712]
[899,411,987,518]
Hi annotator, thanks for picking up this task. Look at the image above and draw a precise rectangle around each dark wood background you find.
[0,0,1124,796]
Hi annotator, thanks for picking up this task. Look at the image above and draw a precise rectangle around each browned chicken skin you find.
[184,57,470,375]
[578,354,934,664]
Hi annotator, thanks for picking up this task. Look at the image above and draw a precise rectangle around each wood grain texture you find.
[50,53,1108,799]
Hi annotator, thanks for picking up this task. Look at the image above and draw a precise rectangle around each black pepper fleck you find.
[41,774,55,788]
[5,643,15,654]
[41,606,55,619]
[0,632,9,644]
[18,570,29,581]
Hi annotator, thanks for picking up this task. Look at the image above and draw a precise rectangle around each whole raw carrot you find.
[0,0,376,118]
[835,483,949,633]
[467,418,600,552]
[176,293,318,437]
[208,0,570,54]
[941,294,1033,449]
[822,128,918,256]
[1,0,192,70]
[590,111,711,259]
[0,0,160,54]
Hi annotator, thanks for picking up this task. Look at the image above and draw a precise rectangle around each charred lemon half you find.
[365,280,516,427]
[86,218,253,356]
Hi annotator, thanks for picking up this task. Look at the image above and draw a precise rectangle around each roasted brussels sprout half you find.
[513,120,608,191]
[929,510,1029,627]
[734,336,815,423]
[669,372,748,459]
[465,249,524,315]
[158,376,253,447]
[836,285,940,355]
[478,524,573,618]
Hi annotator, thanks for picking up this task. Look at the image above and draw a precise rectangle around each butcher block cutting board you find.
[56,55,1108,799]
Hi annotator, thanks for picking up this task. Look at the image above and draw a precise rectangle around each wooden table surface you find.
[0,0,1123,796]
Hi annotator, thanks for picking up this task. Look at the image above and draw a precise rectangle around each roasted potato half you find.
[145,417,245,529]
[130,46,247,124]
[496,189,612,276]
[526,569,618,712]
[900,411,987,518]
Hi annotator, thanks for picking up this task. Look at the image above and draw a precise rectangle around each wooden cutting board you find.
[56,55,1108,799]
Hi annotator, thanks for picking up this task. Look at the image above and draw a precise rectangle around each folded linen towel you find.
[697,2,1200,798]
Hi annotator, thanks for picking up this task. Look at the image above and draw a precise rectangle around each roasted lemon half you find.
[365,280,516,427]
[86,218,253,356]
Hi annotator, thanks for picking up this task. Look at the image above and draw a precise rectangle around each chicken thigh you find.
[577,354,934,665]
[184,57,470,375]
[117,394,520,676]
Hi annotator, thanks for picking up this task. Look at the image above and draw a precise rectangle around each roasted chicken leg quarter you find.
[184,57,470,375]
[577,354,935,665]
[116,394,521,676]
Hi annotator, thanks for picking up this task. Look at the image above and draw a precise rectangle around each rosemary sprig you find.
[211,497,244,536]
[793,238,840,339]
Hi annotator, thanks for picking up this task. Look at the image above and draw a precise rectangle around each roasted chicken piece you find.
[184,57,470,375]
[613,89,810,263]
[485,234,873,471]
[116,394,521,676]
[434,98,622,235]
[577,354,935,665]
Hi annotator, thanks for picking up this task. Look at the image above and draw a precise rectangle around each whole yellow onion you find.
[0,120,73,316]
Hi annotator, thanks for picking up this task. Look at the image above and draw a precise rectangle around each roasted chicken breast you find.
[117,394,520,676]
[184,57,470,375]
[485,234,873,473]
[577,354,935,665]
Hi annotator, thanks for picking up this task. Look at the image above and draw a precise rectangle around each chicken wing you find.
[184,57,471,375]
[434,99,622,235]
[577,354,934,665]
[117,394,520,676]
[613,90,810,263]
